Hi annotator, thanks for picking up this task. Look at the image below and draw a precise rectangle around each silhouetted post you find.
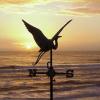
[50,49,53,100]
[47,49,56,100]
[50,49,52,68]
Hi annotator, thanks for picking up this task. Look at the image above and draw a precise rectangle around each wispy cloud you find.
[0,0,32,4]
[71,0,100,14]
[0,0,100,15]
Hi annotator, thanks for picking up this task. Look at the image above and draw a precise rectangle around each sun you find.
[25,43,33,50]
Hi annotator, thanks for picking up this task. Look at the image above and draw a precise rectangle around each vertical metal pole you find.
[50,49,53,100]
[50,49,53,68]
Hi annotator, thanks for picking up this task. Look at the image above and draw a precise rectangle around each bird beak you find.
[58,36,62,38]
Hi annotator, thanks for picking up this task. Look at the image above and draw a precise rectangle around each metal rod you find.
[50,49,53,100]
[50,49,53,68]
[50,75,53,100]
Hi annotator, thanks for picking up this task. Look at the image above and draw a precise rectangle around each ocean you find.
[0,51,100,66]
[0,51,100,100]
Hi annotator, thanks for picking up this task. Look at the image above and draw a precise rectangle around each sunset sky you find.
[0,0,100,51]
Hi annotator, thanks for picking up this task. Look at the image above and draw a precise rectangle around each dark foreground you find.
[0,64,100,100]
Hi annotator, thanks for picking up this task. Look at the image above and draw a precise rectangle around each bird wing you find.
[22,20,49,49]
[51,19,72,41]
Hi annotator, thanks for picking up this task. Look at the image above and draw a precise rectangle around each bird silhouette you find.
[22,19,72,65]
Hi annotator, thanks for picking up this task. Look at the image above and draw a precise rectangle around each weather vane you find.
[22,19,74,100]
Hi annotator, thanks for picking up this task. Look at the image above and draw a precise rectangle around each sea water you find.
[0,51,100,100]
[0,51,100,66]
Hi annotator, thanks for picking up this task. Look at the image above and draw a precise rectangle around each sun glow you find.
[25,43,34,50]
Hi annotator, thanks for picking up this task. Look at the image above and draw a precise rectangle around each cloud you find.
[30,0,100,15]
[71,0,100,14]
[0,0,32,4]
[0,0,55,5]
[0,0,100,15]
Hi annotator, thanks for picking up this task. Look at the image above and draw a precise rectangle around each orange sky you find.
[0,0,100,51]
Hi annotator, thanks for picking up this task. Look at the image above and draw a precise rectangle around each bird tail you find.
[33,51,45,66]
